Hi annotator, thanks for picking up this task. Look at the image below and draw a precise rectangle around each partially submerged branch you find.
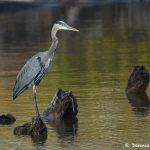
[0,114,16,125]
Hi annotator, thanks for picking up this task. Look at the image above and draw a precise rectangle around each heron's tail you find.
[13,87,19,100]
[13,85,28,100]
[13,92,18,100]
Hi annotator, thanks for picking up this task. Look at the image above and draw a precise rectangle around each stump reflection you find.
[126,92,150,114]
[47,117,78,139]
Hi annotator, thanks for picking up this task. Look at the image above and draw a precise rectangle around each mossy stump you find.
[43,89,78,120]
[126,66,150,93]
[14,116,47,142]
[0,114,16,125]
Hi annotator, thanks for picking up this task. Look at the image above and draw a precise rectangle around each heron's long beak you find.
[66,25,79,32]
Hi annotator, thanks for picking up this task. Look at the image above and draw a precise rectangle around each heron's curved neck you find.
[47,26,58,57]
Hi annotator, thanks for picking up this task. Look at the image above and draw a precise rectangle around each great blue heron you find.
[13,21,79,117]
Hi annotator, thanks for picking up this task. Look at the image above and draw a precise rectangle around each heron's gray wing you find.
[13,52,46,100]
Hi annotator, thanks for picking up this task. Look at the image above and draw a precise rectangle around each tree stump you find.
[126,66,150,93]
[43,89,78,120]
[0,114,16,125]
[14,116,47,144]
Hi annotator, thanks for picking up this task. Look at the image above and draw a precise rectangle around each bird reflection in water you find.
[126,92,150,115]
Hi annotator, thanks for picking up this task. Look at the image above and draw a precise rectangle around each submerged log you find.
[43,89,78,120]
[126,66,150,93]
[14,116,47,144]
[0,114,16,125]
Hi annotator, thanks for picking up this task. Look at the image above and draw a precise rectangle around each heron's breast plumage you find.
[45,58,51,69]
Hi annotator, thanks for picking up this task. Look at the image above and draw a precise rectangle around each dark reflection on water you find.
[1,1,150,150]
[47,118,78,139]
[126,92,150,115]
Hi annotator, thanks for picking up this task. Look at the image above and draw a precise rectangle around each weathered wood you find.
[126,66,150,93]
[14,116,47,143]
[14,122,31,135]
[0,114,16,125]
[43,89,78,120]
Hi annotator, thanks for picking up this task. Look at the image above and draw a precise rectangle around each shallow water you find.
[1,2,150,150]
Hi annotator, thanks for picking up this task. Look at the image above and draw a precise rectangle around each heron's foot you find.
[32,115,41,125]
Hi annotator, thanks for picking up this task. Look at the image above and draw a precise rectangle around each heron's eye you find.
[36,56,41,62]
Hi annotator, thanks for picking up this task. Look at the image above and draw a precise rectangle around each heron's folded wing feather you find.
[13,53,43,99]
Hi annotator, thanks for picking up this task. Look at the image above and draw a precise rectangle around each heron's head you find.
[54,21,79,32]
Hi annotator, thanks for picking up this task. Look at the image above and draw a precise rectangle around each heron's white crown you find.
[55,21,79,32]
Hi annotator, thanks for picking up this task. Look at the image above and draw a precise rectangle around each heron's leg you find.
[32,85,40,117]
